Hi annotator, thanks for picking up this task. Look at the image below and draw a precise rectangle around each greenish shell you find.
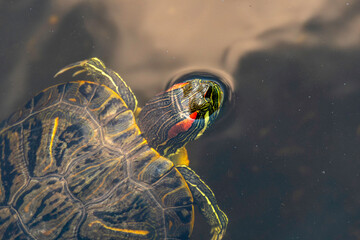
[0,81,194,239]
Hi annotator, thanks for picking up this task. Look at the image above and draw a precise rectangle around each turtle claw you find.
[54,60,86,78]
[210,207,227,240]
[54,58,104,78]
[72,69,87,77]
[210,226,226,240]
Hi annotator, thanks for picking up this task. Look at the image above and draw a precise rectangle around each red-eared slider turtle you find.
[0,58,230,240]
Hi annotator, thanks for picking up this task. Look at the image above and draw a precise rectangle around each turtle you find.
[0,58,230,240]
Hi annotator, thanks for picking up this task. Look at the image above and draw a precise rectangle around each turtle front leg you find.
[177,165,228,240]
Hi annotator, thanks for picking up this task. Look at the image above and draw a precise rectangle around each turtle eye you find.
[165,68,234,122]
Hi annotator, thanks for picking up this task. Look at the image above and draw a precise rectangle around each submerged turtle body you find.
[0,58,229,240]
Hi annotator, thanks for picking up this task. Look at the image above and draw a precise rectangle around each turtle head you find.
[137,69,233,159]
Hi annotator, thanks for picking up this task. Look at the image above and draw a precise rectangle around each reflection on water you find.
[1,0,360,239]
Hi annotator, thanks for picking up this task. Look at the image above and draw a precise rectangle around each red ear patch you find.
[189,111,197,119]
[168,112,198,139]
[166,82,189,92]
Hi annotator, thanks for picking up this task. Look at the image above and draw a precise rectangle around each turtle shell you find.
[0,81,194,240]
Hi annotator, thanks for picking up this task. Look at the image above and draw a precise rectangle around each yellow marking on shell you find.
[0,80,99,136]
[69,158,118,179]
[161,185,187,206]
[43,209,77,236]
[190,206,195,235]
[137,158,157,180]
[24,187,50,213]
[68,98,77,102]
[105,124,136,138]
[68,130,99,162]
[78,80,93,86]
[43,117,59,172]
[107,191,132,207]
[124,139,148,155]
[136,151,162,181]
[89,93,119,112]
[85,160,120,200]
[88,220,149,235]
[177,169,195,235]
[69,133,96,159]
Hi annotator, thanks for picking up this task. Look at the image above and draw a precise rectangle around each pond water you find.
[1,1,360,239]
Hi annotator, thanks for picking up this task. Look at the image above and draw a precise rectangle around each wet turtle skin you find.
[0,81,194,239]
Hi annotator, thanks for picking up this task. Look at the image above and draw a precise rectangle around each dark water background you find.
[1,1,360,239]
